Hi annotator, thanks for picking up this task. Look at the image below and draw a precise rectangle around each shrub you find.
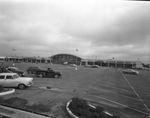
[69,97,104,118]
[0,86,4,92]
[68,97,119,118]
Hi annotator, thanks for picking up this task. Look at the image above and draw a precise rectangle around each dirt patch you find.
[0,97,69,118]
[0,88,12,92]
[0,107,15,114]
[0,97,28,109]
[26,104,51,113]
[48,102,70,118]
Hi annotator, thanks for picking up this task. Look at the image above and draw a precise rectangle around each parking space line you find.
[89,86,140,101]
[91,95,150,116]
[94,82,132,91]
[120,71,150,113]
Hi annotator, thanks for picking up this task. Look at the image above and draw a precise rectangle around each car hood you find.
[18,77,33,81]
[39,68,47,71]
[17,70,25,73]
[9,69,24,73]
[54,70,62,74]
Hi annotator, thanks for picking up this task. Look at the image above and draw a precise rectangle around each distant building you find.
[0,54,145,69]
[0,57,5,62]
[50,53,82,65]
[4,56,51,64]
[81,59,135,68]
[134,61,143,69]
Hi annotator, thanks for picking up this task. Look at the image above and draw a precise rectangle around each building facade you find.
[51,54,82,65]
[0,54,146,69]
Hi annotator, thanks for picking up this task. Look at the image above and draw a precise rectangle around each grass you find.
[0,86,12,92]
[0,97,50,113]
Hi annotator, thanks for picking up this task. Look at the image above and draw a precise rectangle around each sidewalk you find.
[0,105,50,118]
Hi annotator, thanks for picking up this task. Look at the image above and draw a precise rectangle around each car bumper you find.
[26,81,33,87]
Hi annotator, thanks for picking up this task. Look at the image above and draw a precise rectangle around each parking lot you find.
[0,62,150,118]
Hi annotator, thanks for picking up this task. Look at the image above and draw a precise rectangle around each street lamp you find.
[75,49,78,70]
[75,49,78,65]
[95,56,97,65]
[92,55,97,65]
[12,49,17,64]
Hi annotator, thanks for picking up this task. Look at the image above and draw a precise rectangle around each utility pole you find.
[95,56,97,65]
[149,57,150,69]
[123,61,125,68]
[115,61,117,68]
[75,49,78,65]
[75,49,78,70]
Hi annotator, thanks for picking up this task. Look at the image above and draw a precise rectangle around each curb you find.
[66,100,114,118]
[66,100,79,118]
[0,89,15,96]
[0,104,49,117]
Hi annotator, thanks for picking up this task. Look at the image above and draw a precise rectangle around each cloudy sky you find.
[0,0,150,63]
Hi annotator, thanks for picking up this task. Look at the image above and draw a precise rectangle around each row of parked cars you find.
[0,66,62,89]
[27,66,62,78]
[122,69,139,75]
[84,64,139,75]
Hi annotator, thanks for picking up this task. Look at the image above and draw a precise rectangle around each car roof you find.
[0,73,17,76]
[8,67,18,68]
[30,66,40,68]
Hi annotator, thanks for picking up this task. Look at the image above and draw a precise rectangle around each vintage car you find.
[0,73,33,89]
[36,68,62,78]
[85,65,99,68]
[70,64,76,67]
[6,67,26,76]
[91,65,99,68]
[122,69,139,75]
[0,67,11,73]
[26,66,46,74]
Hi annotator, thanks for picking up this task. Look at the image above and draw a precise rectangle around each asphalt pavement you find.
[0,105,50,118]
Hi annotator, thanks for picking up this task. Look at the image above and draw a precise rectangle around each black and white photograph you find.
[0,0,150,118]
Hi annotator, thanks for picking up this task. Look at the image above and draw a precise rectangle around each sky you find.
[0,0,150,63]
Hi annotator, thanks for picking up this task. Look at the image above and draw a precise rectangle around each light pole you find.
[149,57,150,69]
[94,56,97,65]
[12,49,17,64]
[75,49,78,65]
[75,49,78,70]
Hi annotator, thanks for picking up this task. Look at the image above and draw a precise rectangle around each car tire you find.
[18,84,26,89]
[55,75,59,78]
[39,73,43,78]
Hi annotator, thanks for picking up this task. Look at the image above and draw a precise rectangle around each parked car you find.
[36,68,62,78]
[6,67,26,76]
[26,66,46,74]
[63,62,68,65]
[122,69,139,75]
[91,65,99,68]
[85,65,99,68]
[0,66,11,73]
[70,64,76,67]
[0,73,33,89]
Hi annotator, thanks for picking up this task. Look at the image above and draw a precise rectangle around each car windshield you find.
[10,67,19,70]
[13,74,19,79]
[32,67,41,69]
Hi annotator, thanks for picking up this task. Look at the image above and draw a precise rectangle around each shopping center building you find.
[1,54,144,69]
